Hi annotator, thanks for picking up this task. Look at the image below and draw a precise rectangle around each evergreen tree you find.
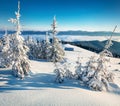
[25,36,37,59]
[86,30,116,91]
[8,1,30,79]
[39,40,46,59]
[54,63,65,83]
[0,30,11,67]
[74,57,83,80]
[74,53,114,91]
[54,59,74,83]
[87,51,114,91]
[25,36,46,60]
[74,26,117,91]
[44,32,52,61]
[50,16,65,62]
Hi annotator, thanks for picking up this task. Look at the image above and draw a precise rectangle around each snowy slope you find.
[0,44,120,106]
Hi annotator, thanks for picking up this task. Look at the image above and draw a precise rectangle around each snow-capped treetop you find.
[26,36,35,46]
[8,0,21,35]
[50,16,65,62]
[51,16,57,39]
[104,25,117,50]
[100,26,117,58]
[45,32,49,43]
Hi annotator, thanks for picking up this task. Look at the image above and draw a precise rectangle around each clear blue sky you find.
[0,0,120,32]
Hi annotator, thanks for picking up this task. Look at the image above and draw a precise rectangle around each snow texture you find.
[0,44,120,106]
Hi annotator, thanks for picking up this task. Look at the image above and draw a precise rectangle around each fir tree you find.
[54,63,65,83]
[74,26,117,91]
[44,32,52,61]
[0,30,11,67]
[50,16,65,62]
[74,57,83,80]
[39,40,46,59]
[84,27,117,91]
[74,54,113,91]
[25,36,37,59]
[8,1,30,79]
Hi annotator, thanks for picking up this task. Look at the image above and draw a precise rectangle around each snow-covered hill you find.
[0,44,120,106]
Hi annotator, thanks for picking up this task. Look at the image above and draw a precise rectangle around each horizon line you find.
[0,29,120,34]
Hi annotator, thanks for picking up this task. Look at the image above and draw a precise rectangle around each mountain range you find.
[0,30,120,36]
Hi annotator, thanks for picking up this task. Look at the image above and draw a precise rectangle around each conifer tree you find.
[0,30,11,67]
[39,40,46,59]
[44,32,52,61]
[74,26,117,91]
[50,16,65,62]
[54,63,65,83]
[8,1,30,79]
[74,57,83,80]
[25,36,37,59]
[85,26,117,91]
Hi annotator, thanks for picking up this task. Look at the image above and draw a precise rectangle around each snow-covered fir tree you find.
[39,40,46,59]
[8,1,30,79]
[33,39,46,59]
[25,36,49,60]
[63,60,74,79]
[74,57,83,80]
[74,53,113,91]
[44,32,52,61]
[74,26,117,91]
[25,36,37,59]
[76,35,114,91]
[0,30,11,67]
[50,16,65,62]
[87,51,113,91]
[54,59,74,83]
[35,41,42,59]
[54,62,65,83]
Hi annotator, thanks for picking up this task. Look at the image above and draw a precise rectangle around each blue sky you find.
[0,0,120,32]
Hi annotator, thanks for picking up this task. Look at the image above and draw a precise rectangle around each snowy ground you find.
[0,44,120,106]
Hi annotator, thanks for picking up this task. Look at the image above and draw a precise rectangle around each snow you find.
[0,44,120,106]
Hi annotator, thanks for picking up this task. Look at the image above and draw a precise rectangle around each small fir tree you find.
[74,57,83,80]
[25,36,36,59]
[54,63,65,83]
[44,32,52,61]
[0,30,11,67]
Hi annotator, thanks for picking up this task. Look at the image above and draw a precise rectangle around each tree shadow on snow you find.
[31,59,49,63]
[0,69,90,93]
[109,83,120,95]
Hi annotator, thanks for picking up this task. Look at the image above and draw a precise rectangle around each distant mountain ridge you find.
[0,30,120,36]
